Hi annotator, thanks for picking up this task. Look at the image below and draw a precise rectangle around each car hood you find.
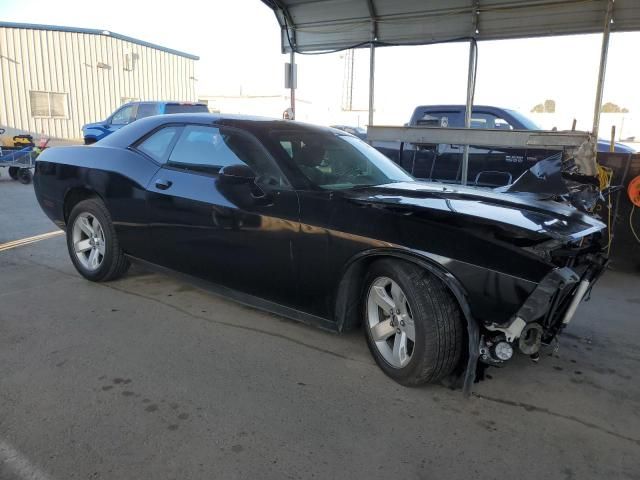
[342,181,606,243]
[82,121,105,131]
[597,139,636,153]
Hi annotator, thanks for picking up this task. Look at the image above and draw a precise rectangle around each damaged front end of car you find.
[479,237,607,368]
[502,136,603,211]
[469,141,609,387]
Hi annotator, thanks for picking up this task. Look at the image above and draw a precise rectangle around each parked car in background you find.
[373,105,635,186]
[407,105,635,153]
[82,101,208,144]
[330,125,367,140]
[34,114,607,391]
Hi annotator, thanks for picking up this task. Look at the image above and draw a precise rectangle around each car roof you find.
[413,105,510,113]
[126,101,207,105]
[97,113,343,148]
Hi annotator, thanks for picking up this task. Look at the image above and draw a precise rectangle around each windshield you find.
[504,109,542,130]
[270,130,413,189]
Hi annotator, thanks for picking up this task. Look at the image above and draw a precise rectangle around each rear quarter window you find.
[136,126,181,163]
[415,111,463,128]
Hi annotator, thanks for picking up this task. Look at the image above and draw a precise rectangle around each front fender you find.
[82,124,112,142]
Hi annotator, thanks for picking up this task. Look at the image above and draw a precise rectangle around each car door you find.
[145,123,300,306]
[411,110,464,181]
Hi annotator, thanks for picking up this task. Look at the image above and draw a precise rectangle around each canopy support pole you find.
[461,4,479,186]
[290,50,296,119]
[461,39,478,186]
[368,43,375,127]
[366,0,377,127]
[592,0,614,138]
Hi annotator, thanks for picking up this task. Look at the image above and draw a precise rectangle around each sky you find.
[1,0,639,130]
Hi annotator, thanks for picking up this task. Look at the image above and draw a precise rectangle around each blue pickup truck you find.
[374,105,635,186]
[82,101,208,144]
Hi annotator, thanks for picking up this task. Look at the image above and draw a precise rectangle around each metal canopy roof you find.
[262,0,640,53]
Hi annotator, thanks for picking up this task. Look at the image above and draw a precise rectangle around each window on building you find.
[29,91,67,118]
[124,53,139,72]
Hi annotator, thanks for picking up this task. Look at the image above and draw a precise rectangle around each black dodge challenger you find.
[33,114,607,391]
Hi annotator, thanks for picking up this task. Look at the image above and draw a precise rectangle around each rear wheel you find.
[66,199,130,282]
[363,259,463,386]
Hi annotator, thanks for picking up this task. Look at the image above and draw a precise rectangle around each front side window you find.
[167,125,286,186]
[504,109,542,130]
[111,105,136,125]
[136,126,181,163]
[30,91,67,118]
[471,113,514,130]
[269,130,413,190]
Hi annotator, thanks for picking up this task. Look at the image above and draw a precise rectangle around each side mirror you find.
[218,164,256,185]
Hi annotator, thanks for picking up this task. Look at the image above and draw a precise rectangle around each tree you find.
[544,99,556,113]
[531,99,556,113]
[601,102,630,113]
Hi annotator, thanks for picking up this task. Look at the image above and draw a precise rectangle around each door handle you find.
[155,179,172,190]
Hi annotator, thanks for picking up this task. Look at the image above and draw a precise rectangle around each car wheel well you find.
[335,252,475,389]
[336,253,472,345]
[336,253,468,329]
[63,188,101,224]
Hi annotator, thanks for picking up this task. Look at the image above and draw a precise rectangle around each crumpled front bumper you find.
[460,249,608,395]
[509,252,607,338]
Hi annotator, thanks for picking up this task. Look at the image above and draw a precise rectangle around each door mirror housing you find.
[218,164,257,185]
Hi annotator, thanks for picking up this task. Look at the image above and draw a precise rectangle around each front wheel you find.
[363,259,464,386]
[8,167,19,180]
[17,168,32,184]
[66,199,130,282]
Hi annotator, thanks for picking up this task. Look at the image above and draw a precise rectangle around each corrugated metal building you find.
[0,22,198,141]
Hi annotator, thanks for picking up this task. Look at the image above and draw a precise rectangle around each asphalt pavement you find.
[1,176,639,480]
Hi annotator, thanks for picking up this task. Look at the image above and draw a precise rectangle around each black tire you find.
[17,168,32,184]
[84,137,96,145]
[362,259,464,386]
[66,198,130,282]
[8,167,19,180]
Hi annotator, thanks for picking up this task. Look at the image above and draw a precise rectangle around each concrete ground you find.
[1,175,639,480]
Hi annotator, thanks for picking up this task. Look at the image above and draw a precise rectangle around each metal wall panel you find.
[0,26,197,140]
[263,0,640,52]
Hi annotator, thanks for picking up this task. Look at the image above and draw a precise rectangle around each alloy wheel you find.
[366,276,415,368]
[72,212,106,271]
